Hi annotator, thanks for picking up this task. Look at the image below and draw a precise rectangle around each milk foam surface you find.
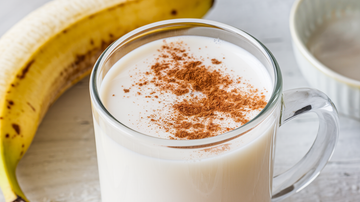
[100,36,272,139]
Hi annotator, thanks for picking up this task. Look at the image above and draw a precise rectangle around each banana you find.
[0,0,213,201]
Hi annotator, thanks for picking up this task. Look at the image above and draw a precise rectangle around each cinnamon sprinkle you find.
[123,40,268,140]
[211,58,222,64]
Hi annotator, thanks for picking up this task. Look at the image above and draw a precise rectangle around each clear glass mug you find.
[89,19,339,202]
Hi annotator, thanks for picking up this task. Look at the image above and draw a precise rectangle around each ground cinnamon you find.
[124,40,267,139]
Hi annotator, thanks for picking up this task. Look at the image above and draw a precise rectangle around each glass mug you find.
[89,19,339,202]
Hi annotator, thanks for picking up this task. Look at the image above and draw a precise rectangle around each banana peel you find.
[0,0,213,201]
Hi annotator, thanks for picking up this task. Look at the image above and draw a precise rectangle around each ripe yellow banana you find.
[0,0,213,201]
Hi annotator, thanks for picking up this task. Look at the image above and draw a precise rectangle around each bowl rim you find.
[289,0,360,88]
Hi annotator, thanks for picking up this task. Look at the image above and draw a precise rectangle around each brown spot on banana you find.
[12,124,20,135]
[74,55,85,65]
[171,9,177,15]
[88,14,95,19]
[26,102,36,112]
[211,0,215,8]
[13,196,26,202]
[5,134,9,138]
[17,60,35,80]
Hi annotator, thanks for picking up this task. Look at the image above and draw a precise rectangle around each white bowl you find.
[290,0,360,119]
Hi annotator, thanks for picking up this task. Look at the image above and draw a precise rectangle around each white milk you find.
[101,36,272,139]
[94,36,277,202]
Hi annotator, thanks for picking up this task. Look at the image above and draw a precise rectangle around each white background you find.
[0,0,359,201]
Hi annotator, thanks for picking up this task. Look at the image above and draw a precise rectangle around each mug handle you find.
[272,88,339,201]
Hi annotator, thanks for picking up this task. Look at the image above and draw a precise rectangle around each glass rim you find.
[89,18,283,147]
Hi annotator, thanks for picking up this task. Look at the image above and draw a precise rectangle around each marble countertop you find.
[0,0,359,201]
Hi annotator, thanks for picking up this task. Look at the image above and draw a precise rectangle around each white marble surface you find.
[0,0,360,201]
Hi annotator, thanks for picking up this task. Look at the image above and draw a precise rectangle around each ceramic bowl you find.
[290,0,360,119]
